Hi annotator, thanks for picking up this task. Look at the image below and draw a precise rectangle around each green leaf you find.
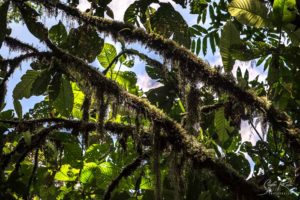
[62,142,83,168]
[54,164,79,181]
[228,0,270,28]
[214,108,229,144]
[49,21,68,46]
[13,99,22,119]
[52,75,74,117]
[23,131,31,145]
[48,72,62,102]
[147,85,177,113]
[18,4,48,40]
[107,71,138,93]
[80,162,101,184]
[97,43,117,69]
[273,0,297,24]
[190,0,208,14]
[0,1,10,48]
[202,36,207,56]
[196,38,201,55]
[123,0,157,25]
[71,82,85,119]
[220,21,241,73]
[226,153,251,177]
[84,143,110,162]
[151,3,190,48]
[31,69,52,96]
[13,70,40,100]
[63,26,104,62]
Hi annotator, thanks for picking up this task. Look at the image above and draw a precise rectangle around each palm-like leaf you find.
[220,21,241,73]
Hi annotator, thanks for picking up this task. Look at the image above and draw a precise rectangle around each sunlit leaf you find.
[228,0,270,28]
[97,43,117,69]
[52,75,74,117]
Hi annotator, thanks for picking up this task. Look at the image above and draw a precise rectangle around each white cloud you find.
[77,0,91,12]
[240,119,267,146]
[108,0,135,21]
[137,73,162,91]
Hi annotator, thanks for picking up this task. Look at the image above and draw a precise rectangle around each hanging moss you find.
[38,0,300,147]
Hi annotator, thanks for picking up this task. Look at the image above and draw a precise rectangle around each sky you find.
[1,0,266,150]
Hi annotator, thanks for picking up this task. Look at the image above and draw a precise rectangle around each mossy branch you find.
[40,38,275,199]
[34,0,299,148]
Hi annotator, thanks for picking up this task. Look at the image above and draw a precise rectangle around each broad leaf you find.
[54,164,79,182]
[13,70,40,100]
[97,43,117,69]
[220,21,241,72]
[228,0,270,28]
[52,75,74,117]
[49,21,68,46]
[31,69,52,96]
[63,26,104,62]
[80,162,101,184]
[151,3,190,48]
[13,99,22,119]
[214,108,233,145]
[71,82,85,119]
[273,0,297,23]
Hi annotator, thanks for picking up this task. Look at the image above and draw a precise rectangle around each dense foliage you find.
[0,0,300,199]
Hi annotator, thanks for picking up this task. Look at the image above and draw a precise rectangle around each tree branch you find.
[35,0,299,149]
[40,38,275,199]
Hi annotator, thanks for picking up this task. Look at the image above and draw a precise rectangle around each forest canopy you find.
[0,0,300,199]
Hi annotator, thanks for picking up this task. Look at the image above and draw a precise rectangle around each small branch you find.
[200,102,225,114]
[4,36,39,53]
[103,153,148,200]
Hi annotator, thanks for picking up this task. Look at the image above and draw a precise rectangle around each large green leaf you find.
[97,43,117,69]
[273,0,297,24]
[225,153,251,177]
[228,0,270,28]
[71,82,85,119]
[52,75,74,117]
[13,99,22,119]
[18,4,48,40]
[63,26,104,62]
[80,162,101,184]
[84,143,110,162]
[49,21,68,46]
[0,1,10,48]
[62,142,83,168]
[220,21,241,73]
[151,3,190,48]
[13,70,40,100]
[123,0,158,24]
[54,164,79,182]
[31,69,52,96]
[214,108,234,145]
